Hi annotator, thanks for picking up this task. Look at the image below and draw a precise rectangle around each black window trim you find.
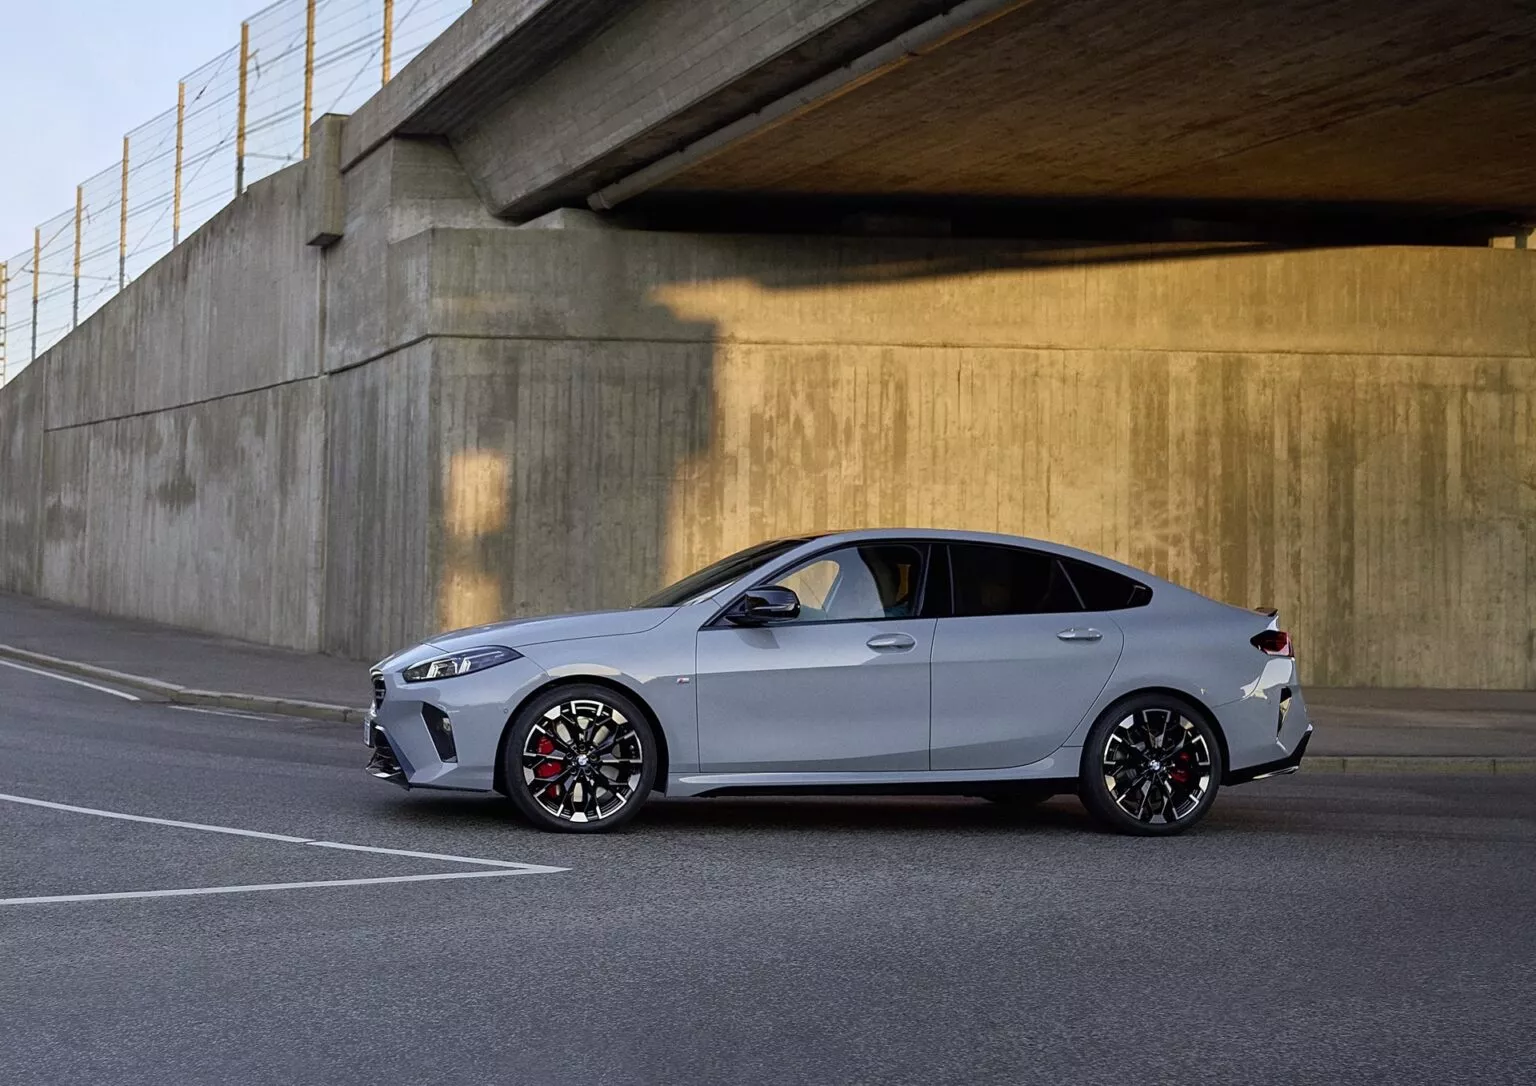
[703,539,935,630]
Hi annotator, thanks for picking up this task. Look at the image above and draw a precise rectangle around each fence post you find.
[236,21,250,196]
[174,82,185,245]
[72,185,83,329]
[382,0,394,85]
[0,260,8,384]
[119,136,130,291]
[31,228,41,362]
[303,0,317,157]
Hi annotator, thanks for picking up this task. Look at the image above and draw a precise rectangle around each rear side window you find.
[947,543,1081,616]
[1060,556,1151,610]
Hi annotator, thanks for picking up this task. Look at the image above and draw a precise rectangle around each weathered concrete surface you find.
[340,0,620,168]
[6,165,329,651]
[39,381,326,651]
[325,137,508,371]
[0,363,43,596]
[408,228,1536,687]
[651,0,1536,214]
[447,0,957,219]
[322,342,437,661]
[1,136,1531,686]
[46,165,321,430]
[334,0,1536,223]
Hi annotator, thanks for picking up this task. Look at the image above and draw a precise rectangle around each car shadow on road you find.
[381,791,1117,836]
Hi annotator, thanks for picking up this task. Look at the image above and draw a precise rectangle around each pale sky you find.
[0,0,256,261]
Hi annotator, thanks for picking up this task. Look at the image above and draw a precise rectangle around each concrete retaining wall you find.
[0,138,1531,686]
[0,165,329,650]
[414,228,1536,688]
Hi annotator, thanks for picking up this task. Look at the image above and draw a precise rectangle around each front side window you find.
[636,537,814,609]
[947,543,1080,617]
[770,544,925,622]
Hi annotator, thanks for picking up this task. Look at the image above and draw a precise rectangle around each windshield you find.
[635,537,813,609]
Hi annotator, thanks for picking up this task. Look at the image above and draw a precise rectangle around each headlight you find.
[402,646,521,683]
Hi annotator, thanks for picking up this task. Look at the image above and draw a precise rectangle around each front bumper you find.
[363,653,547,792]
[365,718,409,788]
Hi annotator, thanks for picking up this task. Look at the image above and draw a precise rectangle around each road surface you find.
[2,662,1532,1085]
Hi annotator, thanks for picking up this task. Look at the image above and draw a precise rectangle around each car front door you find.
[930,543,1124,770]
[695,542,934,774]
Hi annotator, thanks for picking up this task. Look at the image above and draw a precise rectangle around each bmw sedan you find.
[366,529,1312,836]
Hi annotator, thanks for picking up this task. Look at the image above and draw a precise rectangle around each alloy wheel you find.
[1101,707,1213,826]
[521,698,645,825]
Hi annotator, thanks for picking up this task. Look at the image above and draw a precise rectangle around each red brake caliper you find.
[1169,750,1193,785]
[533,735,561,796]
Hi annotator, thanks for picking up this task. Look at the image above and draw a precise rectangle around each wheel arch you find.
[493,674,671,796]
[1079,685,1231,779]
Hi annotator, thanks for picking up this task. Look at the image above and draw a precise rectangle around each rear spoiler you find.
[1252,607,1278,618]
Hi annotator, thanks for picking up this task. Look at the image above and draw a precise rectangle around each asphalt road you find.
[2,664,1534,1086]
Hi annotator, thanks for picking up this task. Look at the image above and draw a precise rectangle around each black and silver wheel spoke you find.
[1103,709,1211,824]
[523,698,644,824]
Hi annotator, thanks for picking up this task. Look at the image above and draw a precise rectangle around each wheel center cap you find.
[1150,760,1163,772]
[577,754,589,767]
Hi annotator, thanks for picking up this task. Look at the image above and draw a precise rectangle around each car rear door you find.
[929,543,1124,770]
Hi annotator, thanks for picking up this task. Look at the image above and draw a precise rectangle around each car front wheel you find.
[1079,694,1223,836]
[503,684,657,833]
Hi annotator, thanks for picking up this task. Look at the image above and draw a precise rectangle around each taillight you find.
[1251,630,1292,657]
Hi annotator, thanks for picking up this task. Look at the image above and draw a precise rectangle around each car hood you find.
[423,608,675,654]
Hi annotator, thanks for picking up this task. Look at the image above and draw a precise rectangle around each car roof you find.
[771,528,1181,592]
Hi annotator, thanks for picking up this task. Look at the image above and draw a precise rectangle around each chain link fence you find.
[1,0,473,385]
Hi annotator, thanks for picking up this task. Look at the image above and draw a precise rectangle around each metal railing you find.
[0,0,473,385]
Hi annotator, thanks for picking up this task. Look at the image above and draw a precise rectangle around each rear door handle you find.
[1057,627,1103,642]
[867,633,916,651]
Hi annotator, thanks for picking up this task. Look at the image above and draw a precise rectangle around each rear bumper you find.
[1226,724,1312,786]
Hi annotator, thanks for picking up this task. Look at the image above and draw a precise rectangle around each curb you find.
[1301,756,1536,774]
[0,643,362,725]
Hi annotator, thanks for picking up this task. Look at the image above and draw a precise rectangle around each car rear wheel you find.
[503,684,657,834]
[1079,694,1223,837]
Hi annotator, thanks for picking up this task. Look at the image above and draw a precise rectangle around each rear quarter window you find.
[1061,557,1152,611]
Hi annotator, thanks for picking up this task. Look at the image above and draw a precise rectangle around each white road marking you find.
[0,792,568,903]
[0,658,141,701]
[0,792,311,843]
[305,840,556,870]
[0,870,534,908]
[169,705,279,722]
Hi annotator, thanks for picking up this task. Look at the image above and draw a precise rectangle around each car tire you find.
[502,684,658,834]
[1079,693,1223,837]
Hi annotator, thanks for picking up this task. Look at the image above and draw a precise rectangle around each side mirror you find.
[729,586,801,625]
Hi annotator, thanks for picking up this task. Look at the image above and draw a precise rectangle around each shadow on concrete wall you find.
[431,280,719,641]
[608,232,1534,689]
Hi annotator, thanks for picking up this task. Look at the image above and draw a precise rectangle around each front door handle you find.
[1057,627,1103,642]
[867,633,916,651]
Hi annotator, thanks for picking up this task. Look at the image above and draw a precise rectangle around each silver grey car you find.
[366,529,1312,836]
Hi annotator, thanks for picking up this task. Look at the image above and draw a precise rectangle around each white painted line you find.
[306,839,565,873]
[0,658,141,701]
[0,869,535,908]
[170,705,279,722]
[0,790,570,904]
[0,792,311,843]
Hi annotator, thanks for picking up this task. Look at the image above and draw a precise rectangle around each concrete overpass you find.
[347,0,1536,232]
[0,0,1532,689]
